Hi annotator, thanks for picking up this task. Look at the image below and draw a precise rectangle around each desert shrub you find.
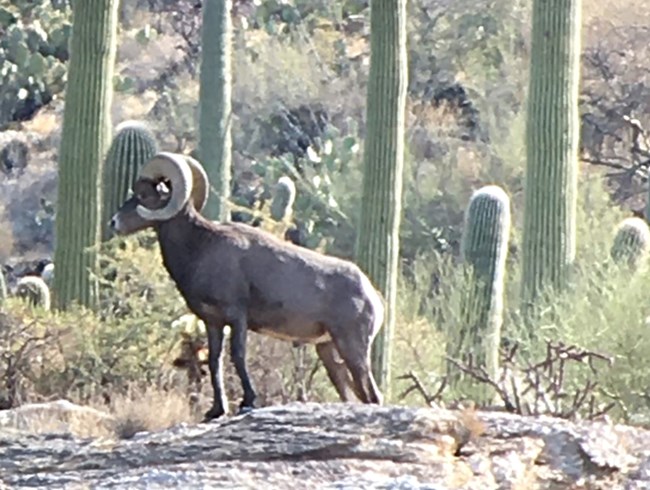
[0,230,339,412]
[108,384,194,439]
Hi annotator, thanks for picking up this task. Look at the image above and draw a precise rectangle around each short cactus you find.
[101,120,158,241]
[454,185,511,382]
[610,217,650,270]
[15,275,51,311]
[270,176,297,222]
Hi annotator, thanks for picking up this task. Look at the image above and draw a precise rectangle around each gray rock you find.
[0,402,648,489]
[0,139,29,177]
[0,399,115,437]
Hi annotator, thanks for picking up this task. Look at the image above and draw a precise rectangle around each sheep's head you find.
[110,152,209,235]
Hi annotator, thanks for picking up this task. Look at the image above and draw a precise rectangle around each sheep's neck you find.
[155,209,211,288]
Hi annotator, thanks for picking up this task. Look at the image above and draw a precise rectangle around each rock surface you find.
[1,402,649,489]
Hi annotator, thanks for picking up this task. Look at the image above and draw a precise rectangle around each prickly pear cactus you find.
[101,120,158,241]
[16,275,51,310]
[270,176,297,222]
[454,185,511,383]
[610,217,650,270]
[0,2,71,128]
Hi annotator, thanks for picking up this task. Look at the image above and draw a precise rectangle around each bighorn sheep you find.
[109,152,384,420]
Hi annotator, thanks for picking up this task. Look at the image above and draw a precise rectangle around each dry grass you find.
[107,385,196,440]
[19,109,59,137]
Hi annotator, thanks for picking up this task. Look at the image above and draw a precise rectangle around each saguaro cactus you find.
[198,0,233,221]
[521,0,582,309]
[610,217,650,270]
[53,0,119,310]
[101,121,158,241]
[270,176,297,222]
[454,185,511,381]
[355,0,408,396]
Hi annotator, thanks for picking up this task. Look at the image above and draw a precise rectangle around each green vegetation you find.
[452,185,510,382]
[4,0,650,431]
[521,0,582,310]
[0,0,71,128]
[52,0,119,310]
[270,176,297,223]
[610,217,650,270]
[100,121,158,241]
[198,0,233,221]
[355,0,408,395]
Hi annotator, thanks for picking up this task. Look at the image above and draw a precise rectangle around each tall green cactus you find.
[52,0,119,310]
[100,121,158,241]
[355,0,408,396]
[521,0,582,310]
[198,0,233,222]
[270,176,296,222]
[454,185,511,382]
[610,217,650,270]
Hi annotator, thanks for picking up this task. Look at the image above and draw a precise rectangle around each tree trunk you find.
[521,0,582,310]
[198,0,233,222]
[53,0,119,310]
[355,0,408,396]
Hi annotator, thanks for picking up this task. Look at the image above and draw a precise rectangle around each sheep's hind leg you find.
[331,333,383,405]
[229,313,257,414]
[203,323,228,422]
[315,341,358,402]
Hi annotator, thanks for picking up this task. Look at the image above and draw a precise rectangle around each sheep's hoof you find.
[237,405,254,416]
[202,406,226,422]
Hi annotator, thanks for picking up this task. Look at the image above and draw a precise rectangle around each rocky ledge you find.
[1,401,649,489]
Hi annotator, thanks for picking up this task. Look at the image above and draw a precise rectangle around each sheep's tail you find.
[359,272,385,342]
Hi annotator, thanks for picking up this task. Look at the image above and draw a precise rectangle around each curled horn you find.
[136,152,193,221]
[183,155,209,213]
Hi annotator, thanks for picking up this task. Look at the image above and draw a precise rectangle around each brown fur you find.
[110,178,385,421]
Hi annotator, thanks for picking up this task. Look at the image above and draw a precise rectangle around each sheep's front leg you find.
[203,323,228,421]
[229,312,256,414]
